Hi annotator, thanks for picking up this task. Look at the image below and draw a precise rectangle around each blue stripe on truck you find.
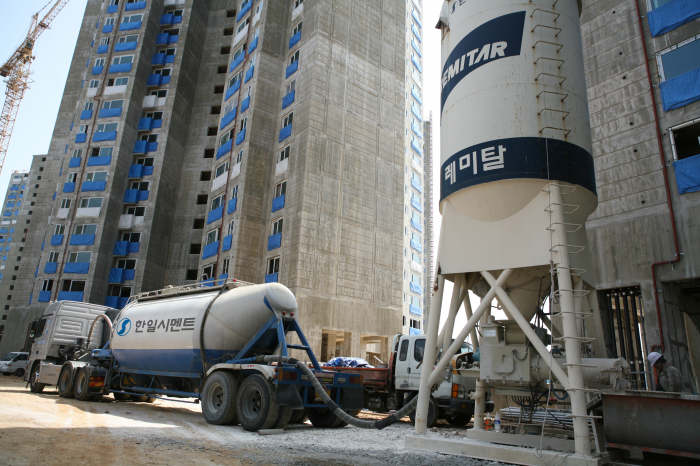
[111,348,235,373]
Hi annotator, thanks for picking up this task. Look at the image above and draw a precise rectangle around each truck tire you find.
[271,405,293,430]
[14,368,25,377]
[74,367,94,402]
[113,393,131,401]
[236,374,279,432]
[447,413,472,427]
[58,367,75,398]
[202,371,239,425]
[29,364,45,393]
[306,407,356,428]
[289,408,308,424]
[409,396,439,428]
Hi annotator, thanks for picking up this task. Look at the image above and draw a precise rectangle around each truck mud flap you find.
[340,387,364,411]
[276,384,304,409]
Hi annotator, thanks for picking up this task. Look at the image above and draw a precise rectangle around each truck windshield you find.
[1,353,18,361]
[35,319,47,337]
[414,339,425,362]
[399,340,409,361]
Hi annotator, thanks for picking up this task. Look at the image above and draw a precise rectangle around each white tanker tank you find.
[110,282,297,373]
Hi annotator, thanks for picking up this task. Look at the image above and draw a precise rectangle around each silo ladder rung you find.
[538,108,570,119]
[532,40,564,52]
[540,125,571,136]
[549,243,586,254]
[544,202,579,214]
[534,56,565,68]
[542,183,577,195]
[555,336,595,343]
[551,265,587,276]
[535,72,566,84]
[552,288,591,298]
[532,24,562,36]
[537,90,568,101]
[530,8,561,21]
[552,310,595,319]
[547,221,582,233]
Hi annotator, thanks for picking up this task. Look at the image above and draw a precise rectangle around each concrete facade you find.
[582,0,700,392]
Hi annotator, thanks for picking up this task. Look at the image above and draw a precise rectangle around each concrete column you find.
[472,379,487,430]
[442,274,466,354]
[463,291,479,349]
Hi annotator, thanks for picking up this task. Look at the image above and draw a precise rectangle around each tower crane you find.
[0,0,70,176]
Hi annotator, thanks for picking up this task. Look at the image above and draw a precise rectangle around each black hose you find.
[256,355,423,430]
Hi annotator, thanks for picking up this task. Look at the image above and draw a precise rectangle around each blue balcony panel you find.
[282,90,295,109]
[114,41,137,52]
[225,80,240,101]
[279,124,292,142]
[411,55,422,73]
[240,96,250,112]
[411,87,422,105]
[217,139,233,159]
[147,74,161,86]
[202,241,219,260]
[64,262,90,274]
[411,104,422,122]
[152,53,165,65]
[137,190,149,201]
[87,155,112,167]
[228,198,237,214]
[411,121,423,138]
[75,133,87,144]
[156,33,169,45]
[50,234,64,246]
[237,1,251,21]
[411,140,423,156]
[69,157,82,168]
[80,110,93,120]
[410,218,423,232]
[39,291,52,303]
[138,117,154,131]
[271,194,285,212]
[70,234,96,246]
[410,239,423,253]
[648,0,700,37]
[411,178,423,194]
[119,21,142,31]
[229,53,245,73]
[109,268,125,284]
[411,198,423,213]
[113,241,129,255]
[63,182,76,193]
[134,140,147,154]
[409,282,423,295]
[125,1,146,10]
[411,39,421,58]
[412,10,422,28]
[57,291,84,302]
[128,242,140,253]
[93,131,117,142]
[248,36,258,53]
[289,31,301,49]
[147,142,158,152]
[409,327,421,335]
[236,127,246,146]
[92,66,104,75]
[411,24,421,43]
[161,76,170,85]
[207,205,224,225]
[123,189,138,203]
[285,60,298,79]
[244,65,254,83]
[128,164,143,178]
[107,5,118,13]
[220,109,237,130]
[660,68,700,112]
[174,15,182,24]
[44,262,58,274]
[109,63,132,73]
[268,233,282,251]
[222,235,233,252]
[160,13,174,25]
[165,55,175,64]
[673,153,700,194]
[98,107,122,118]
[105,296,118,308]
[82,181,107,192]
[97,44,109,54]
[265,273,278,283]
[102,24,114,33]
[168,34,178,43]
[409,305,422,316]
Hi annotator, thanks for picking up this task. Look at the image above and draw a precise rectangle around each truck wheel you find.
[29,365,45,393]
[74,368,94,401]
[409,396,439,428]
[58,367,75,398]
[202,371,238,425]
[447,413,472,427]
[271,405,292,430]
[14,368,25,377]
[306,407,344,428]
[289,409,308,424]
[113,393,131,401]
[236,374,278,432]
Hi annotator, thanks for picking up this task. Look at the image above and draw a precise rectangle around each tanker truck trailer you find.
[25,280,364,431]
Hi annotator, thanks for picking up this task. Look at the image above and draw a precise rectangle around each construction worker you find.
[647,352,684,393]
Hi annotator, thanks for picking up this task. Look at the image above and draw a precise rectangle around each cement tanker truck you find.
[24,280,364,431]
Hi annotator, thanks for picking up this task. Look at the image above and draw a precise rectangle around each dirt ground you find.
[0,376,496,466]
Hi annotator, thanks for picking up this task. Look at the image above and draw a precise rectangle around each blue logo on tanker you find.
[441,11,526,112]
[117,318,131,336]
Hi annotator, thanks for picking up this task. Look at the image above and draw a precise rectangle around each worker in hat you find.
[647,352,684,393]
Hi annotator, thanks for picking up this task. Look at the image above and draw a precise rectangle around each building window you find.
[95,58,105,67]
[89,79,100,89]
[282,112,293,127]
[100,38,110,46]
[206,229,219,245]
[150,89,167,98]
[111,55,133,66]
[74,224,97,235]
[293,21,302,36]
[289,49,299,65]
[190,243,202,254]
[240,116,247,132]
[72,148,83,158]
[268,257,280,275]
[286,79,296,95]
[294,0,304,8]
[48,251,60,262]
[118,34,138,44]
[193,218,204,229]
[231,184,239,199]
[66,173,78,183]
[122,232,140,242]
[215,161,229,178]
[85,171,108,182]
[227,220,235,236]
[647,0,673,9]
[279,145,290,162]
[62,280,86,292]
[84,102,94,111]
[67,252,91,263]
[235,149,243,164]
[186,269,198,280]
[272,218,283,235]
[223,28,234,36]
[211,194,224,210]
[222,257,230,275]
[80,198,103,208]
[121,14,143,23]
[125,206,146,216]
[107,77,129,87]
[657,36,700,82]
[274,181,287,197]
[96,123,118,133]
[220,128,234,146]
[105,18,115,26]
[202,263,215,281]
[54,225,65,235]
[115,258,136,270]
[201,171,212,181]
[237,18,249,35]
[229,71,242,89]
[60,198,72,209]
[196,195,208,205]
[670,121,700,161]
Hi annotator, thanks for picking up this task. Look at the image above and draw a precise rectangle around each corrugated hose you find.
[255,355,422,429]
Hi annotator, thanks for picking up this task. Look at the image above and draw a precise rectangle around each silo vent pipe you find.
[255,355,422,429]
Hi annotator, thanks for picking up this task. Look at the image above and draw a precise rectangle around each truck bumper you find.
[449,398,495,414]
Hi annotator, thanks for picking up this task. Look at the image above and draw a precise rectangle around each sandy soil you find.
[0,376,495,466]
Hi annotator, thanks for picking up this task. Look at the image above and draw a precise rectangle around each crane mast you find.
[0,0,70,176]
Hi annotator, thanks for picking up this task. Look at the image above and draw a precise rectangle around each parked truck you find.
[24,280,366,431]
[325,334,494,427]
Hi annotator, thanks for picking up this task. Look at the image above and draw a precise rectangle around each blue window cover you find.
[411,178,423,194]
[41,239,44,250]
[124,189,138,203]
[286,60,298,79]
[229,53,245,73]
[0,239,4,243]
[137,190,149,201]
[244,65,254,83]
[147,142,158,152]
[265,273,278,283]
[222,235,233,251]
[217,139,233,159]
[202,241,219,259]
[128,242,140,253]
[82,181,107,191]
[673,154,700,194]
[411,140,423,156]
[142,165,154,177]
[409,327,421,335]
[119,21,142,31]
[134,140,147,153]
[93,131,117,142]
[410,218,423,232]
[271,194,285,212]
[237,0,251,21]
[103,24,114,33]
[648,0,700,37]
[147,74,161,86]
[412,10,422,28]
[113,241,129,255]
[128,164,144,178]
[207,205,224,224]
[51,234,64,246]
[44,262,58,274]
[279,124,292,142]
[227,198,237,214]
[69,157,82,168]
[98,107,122,118]
[411,121,423,138]
[125,1,146,10]
[63,182,76,193]
[165,55,175,64]
[156,33,169,45]
[241,96,250,112]
[114,41,137,52]
[411,104,422,122]
[80,110,93,120]
[411,24,421,43]
[161,13,174,25]
[409,304,422,316]
[109,63,132,73]
[39,291,52,303]
[219,273,228,281]
[174,15,182,24]
[109,268,124,283]
[92,65,103,75]
[152,53,165,65]
[75,133,87,143]
[409,282,423,295]
[105,296,118,308]
[659,68,700,112]
[236,127,246,145]
[268,233,282,251]
[70,234,96,246]
[139,117,159,131]
[97,44,109,54]
[411,39,421,58]
[7,194,16,199]
[411,87,422,105]
[64,262,90,274]
[57,291,84,302]
[410,239,423,253]
[411,197,423,213]
[107,5,118,13]
[248,37,258,53]
[282,90,295,109]
[169,35,179,44]
[87,155,112,167]
[226,80,240,101]
[289,31,301,49]
[220,109,237,129]
[411,55,422,73]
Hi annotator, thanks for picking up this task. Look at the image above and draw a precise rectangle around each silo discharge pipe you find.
[255,355,421,429]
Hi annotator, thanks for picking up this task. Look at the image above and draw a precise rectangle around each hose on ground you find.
[256,355,424,430]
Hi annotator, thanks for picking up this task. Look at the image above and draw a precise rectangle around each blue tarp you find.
[325,357,373,368]
[41,240,44,250]
[237,0,251,21]
[105,296,118,308]
[412,55,422,73]
[107,5,118,13]
[75,133,87,144]
[147,74,163,86]
[169,34,179,44]
[92,65,104,75]
[128,242,140,253]
[128,165,144,178]
[286,60,298,79]
[228,198,237,214]
[409,327,421,335]
[119,21,142,31]
[87,156,112,166]
[217,139,233,159]
[282,90,295,109]
[165,55,175,64]
[411,140,423,156]
[289,31,301,49]
[222,235,233,251]
[64,262,90,274]
[152,53,165,65]
[207,205,224,224]
[51,235,64,246]
[114,41,137,52]
[236,127,246,145]
[93,131,117,142]
[71,234,96,246]
[63,182,76,193]
[412,10,422,28]
[410,239,423,253]
[229,53,245,73]
[113,241,129,255]
[125,1,146,10]
[99,107,122,118]
[69,157,82,168]
[139,117,157,131]
[82,181,107,191]
[659,68,700,112]
[156,33,170,45]
[271,194,285,212]
[57,291,84,302]
[673,154,700,194]
[161,13,174,25]
[202,241,219,259]
[248,36,258,53]
[220,109,237,129]
[410,282,423,295]
[81,110,93,120]
[411,178,423,194]
[648,0,700,37]
[265,273,278,283]
[411,88,422,105]
[411,24,421,42]
[219,273,228,281]
[44,262,58,274]
[411,104,422,121]
[410,218,423,232]
[38,291,52,303]
[134,140,148,153]
[137,190,149,201]
[241,96,250,112]
[109,63,132,73]
[268,233,281,251]
[279,124,292,142]
[244,65,254,83]
[109,268,136,284]
[226,80,241,101]
[411,198,423,213]
[123,189,138,203]
[103,24,114,33]
[411,39,421,57]
[411,120,422,137]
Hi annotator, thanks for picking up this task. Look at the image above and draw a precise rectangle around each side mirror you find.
[28,321,37,338]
